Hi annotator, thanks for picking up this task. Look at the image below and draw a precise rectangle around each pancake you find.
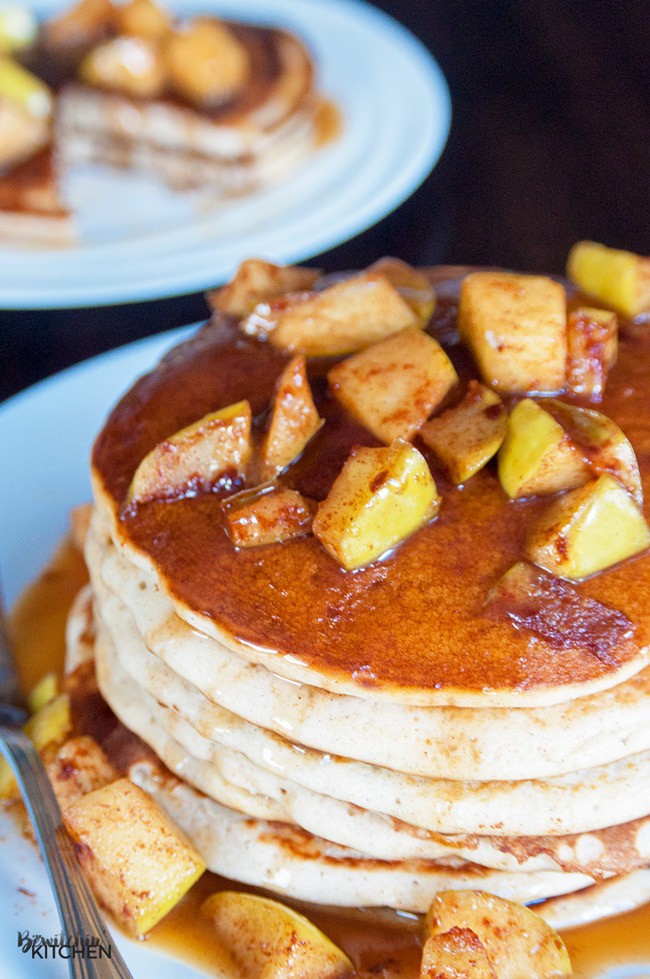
[79,258,650,942]
[90,272,650,707]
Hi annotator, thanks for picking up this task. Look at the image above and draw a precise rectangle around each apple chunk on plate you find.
[424,890,571,979]
[63,778,205,937]
[420,380,506,484]
[367,257,436,323]
[128,400,252,504]
[458,271,567,394]
[241,272,418,356]
[208,259,321,318]
[313,441,439,570]
[201,891,353,979]
[420,927,497,978]
[224,487,314,547]
[328,327,458,443]
[498,398,591,499]
[260,354,323,480]
[567,240,650,318]
[526,473,650,580]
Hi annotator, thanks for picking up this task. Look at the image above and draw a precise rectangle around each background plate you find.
[0,0,451,308]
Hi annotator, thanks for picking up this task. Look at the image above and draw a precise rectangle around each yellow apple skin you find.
[0,6,38,53]
[545,399,643,507]
[367,257,436,324]
[242,272,419,356]
[201,891,353,979]
[458,272,567,394]
[261,354,323,480]
[497,398,591,499]
[425,890,571,979]
[526,473,650,581]
[0,57,52,116]
[420,380,506,484]
[0,693,71,799]
[328,327,458,444]
[567,240,650,318]
[420,927,496,978]
[566,306,618,401]
[313,441,440,570]
[27,671,59,714]
[63,778,205,937]
[128,400,252,504]
[224,487,314,547]
[208,259,320,318]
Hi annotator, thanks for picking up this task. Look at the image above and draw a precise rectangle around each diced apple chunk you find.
[224,487,314,547]
[0,693,72,799]
[425,891,572,979]
[567,240,650,318]
[420,381,506,484]
[80,36,166,99]
[420,927,496,978]
[242,272,419,356]
[367,257,436,323]
[163,17,250,106]
[63,778,205,937]
[46,736,119,812]
[44,0,115,48]
[458,272,567,394]
[526,473,650,580]
[497,398,591,499]
[313,441,439,570]
[544,399,643,507]
[27,671,59,714]
[208,259,321,318]
[566,306,618,400]
[201,891,353,979]
[260,355,323,480]
[128,400,252,504]
[115,0,171,40]
[329,328,458,443]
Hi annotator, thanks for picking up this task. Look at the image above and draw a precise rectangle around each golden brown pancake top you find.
[91,269,650,699]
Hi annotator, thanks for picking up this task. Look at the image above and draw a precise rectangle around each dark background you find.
[2,0,648,400]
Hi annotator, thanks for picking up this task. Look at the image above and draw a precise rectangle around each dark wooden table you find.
[1,0,648,400]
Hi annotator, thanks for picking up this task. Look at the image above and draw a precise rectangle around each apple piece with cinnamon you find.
[567,240,650,319]
[260,354,323,480]
[224,487,314,548]
[566,306,618,400]
[208,259,321,318]
[328,327,458,444]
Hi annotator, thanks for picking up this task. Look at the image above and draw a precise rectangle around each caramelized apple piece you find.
[420,927,496,978]
[128,400,252,504]
[164,17,250,106]
[329,328,458,443]
[458,271,567,394]
[425,891,571,979]
[64,778,205,937]
[566,306,618,400]
[46,736,119,812]
[27,671,59,714]
[567,240,650,318]
[420,381,506,484]
[0,94,49,169]
[115,0,171,40]
[44,0,115,48]
[367,257,436,324]
[224,487,314,547]
[80,36,166,98]
[544,399,643,507]
[242,272,419,356]
[497,398,591,499]
[313,441,439,570]
[209,259,321,318]
[201,891,353,979]
[526,473,650,580]
[261,355,324,480]
[0,693,71,799]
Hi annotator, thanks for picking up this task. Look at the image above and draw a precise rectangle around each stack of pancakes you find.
[82,268,650,929]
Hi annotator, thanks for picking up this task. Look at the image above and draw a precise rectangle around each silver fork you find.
[0,601,134,978]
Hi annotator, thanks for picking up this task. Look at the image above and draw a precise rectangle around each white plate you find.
[1,334,645,979]
[0,0,451,309]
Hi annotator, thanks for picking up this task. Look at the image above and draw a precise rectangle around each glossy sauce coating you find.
[93,270,650,699]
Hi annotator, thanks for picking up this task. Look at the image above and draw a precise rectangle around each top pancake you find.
[91,268,650,706]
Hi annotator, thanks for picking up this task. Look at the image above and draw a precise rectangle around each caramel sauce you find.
[93,275,650,701]
[314,98,343,147]
[0,149,69,217]
[8,467,650,977]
